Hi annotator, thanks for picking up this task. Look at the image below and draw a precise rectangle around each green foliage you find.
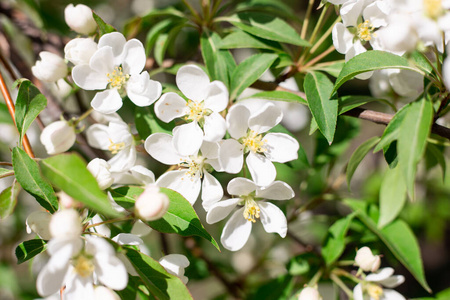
[321,213,356,266]
[15,239,47,264]
[92,12,116,35]
[135,106,174,139]
[0,180,20,219]
[346,136,380,188]
[241,90,307,104]
[378,166,407,228]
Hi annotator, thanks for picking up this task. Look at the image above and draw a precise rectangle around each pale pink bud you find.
[32,51,68,82]
[49,209,82,239]
[134,186,169,221]
[40,120,76,155]
[58,191,75,209]
[64,4,97,35]
[355,247,381,272]
[298,287,321,300]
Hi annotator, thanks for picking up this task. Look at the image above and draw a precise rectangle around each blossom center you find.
[179,156,205,179]
[108,139,126,154]
[73,255,95,278]
[366,283,384,300]
[186,100,207,122]
[243,196,260,223]
[242,130,266,154]
[424,0,443,19]
[357,20,376,41]
[106,66,129,89]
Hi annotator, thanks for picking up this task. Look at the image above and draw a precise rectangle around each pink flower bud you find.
[134,186,169,221]
[355,246,381,272]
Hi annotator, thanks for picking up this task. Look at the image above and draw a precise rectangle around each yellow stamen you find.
[73,255,95,278]
[108,139,126,154]
[357,20,376,42]
[243,197,260,223]
[106,66,129,89]
[186,100,206,122]
[424,0,443,19]
[179,156,205,180]
[242,130,267,154]
[366,283,384,300]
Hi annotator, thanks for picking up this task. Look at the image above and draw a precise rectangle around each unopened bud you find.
[355,247,381,272]
[64,4,97,35]
[40,120,76,155]
[298,287,322,300]
[134,186,169,221]
[49,209,82,239]
[58,191,75,209]
[32,51,68,82]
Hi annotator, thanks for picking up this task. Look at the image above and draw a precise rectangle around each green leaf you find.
[321,213,356,266]
[332,51,423,95]
[346,136,380,187]
[373,104,410,153]
[242,90,307,104]
[220,30,283,51]
[229,53,278,100]
[92,12,116,35]
[14,80,47,146]
[0,102,13,124]
[154,25,183,66]
[338,95,396,115]
[309,61,345,78]
[345,199,431,292]
[125,247,193,300]
[135,106,175,139]
[378,166,407,228]
[0,168,13,179]
[224,12,310,46]
[304,71,337,144]
[0,180,20,219]
[39,153,119,217]
[398,99,433,199]
[12,147,58,213]
[110,186,220,250]
[15,239,47,264]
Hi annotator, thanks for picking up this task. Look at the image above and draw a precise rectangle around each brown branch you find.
[251,80,450,140]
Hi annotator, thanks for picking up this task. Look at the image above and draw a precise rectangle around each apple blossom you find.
[72,32,162,114]
[159,254,190,284]
[93,286,120,300]
[64,4,97,35]
[145,132,223,207]
[206,177,294,251]
[64,38,98,66]
[134,185,169,221]
[40,120,76,155]
[298,286,322,300]
[32,51,68,83]
[355,247,381,272]
[353,268,406,300]
[87,158,114,190]
[49,209,82,240]
[154,64,228,156]
[218,102,299,186]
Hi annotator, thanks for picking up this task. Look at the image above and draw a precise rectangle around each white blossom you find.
[87,158,114,190]
[40,120,76,155]
[32,51,68,83]
[159,254,190,284]
[26,211,52,240]
[353,268,406,300]
[49,209,82,240]
[355,247,381,272]
[206,178,294,251]
[64,38,98,66]
[64,4,97,35]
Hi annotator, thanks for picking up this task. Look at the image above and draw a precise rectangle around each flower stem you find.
[85,215,134,229]
[330,273,354,299]
[301,0,316,40]
[308,268,323,286]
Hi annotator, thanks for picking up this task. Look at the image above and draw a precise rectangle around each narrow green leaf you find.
[92,12,116,35]
[125,247,193,300]
[398,99,433,199]
[39,153,119,217]
[345,199,431,292]
[201,30,234,86]
[242,90,307,105]
[339,95,396,115]
[346,137,380,187]
[321,213,356,266]
[15,80,47,145]
[378,166,407,228]
[110,186,220,250]
[145,19,175,56]
[135,106,174,139]
[373,104,410,153]
[220,30,283,51]
[309,61,345,78]
[0,180,20,219]
[230,53,278,100]
[12,147,58,213]
[333,51,423,95]
[224,13,310,46]
[15,239,47,264]
[304,71,337,144]
[0,168,13,178]
[154,25,183,66]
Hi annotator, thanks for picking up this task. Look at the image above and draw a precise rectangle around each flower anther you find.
[366,283,384,300]
[242,196,260,223]
[241,130,267,154]
[73,254,95,278]
[107,66,130,90]
[179,156,205,180]
[357,20,376,42]
[108,139,126,154]
[424,0,443,19]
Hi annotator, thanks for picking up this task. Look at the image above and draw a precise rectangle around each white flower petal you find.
[379,275,405,288]
[122,39,146,75]
[201,171,224,204]
[155,92,189,123]
[176,65,210,101]
[89,46,115,75]
[352,283,364,300]
[156,170,201,205]
[86,124,110,150]
[112,233,145,246]
[256,181,294,200]
[264,132,299,163]
[91,89,123,114]
[98,32,127,58]
[221,208,252,251]
[145,133,183,165]
[248,102,282,134]
[442,57,450,91]
[72,64,108,90]
[95,254,128,290]
[259,202,287,237]
[332,22,354,54]
[127,72,162,107]
[200,140,219,159]
[341,0,364,27]
[227,177,257,196]
[246,152,276,187]
[108,146,136,173]
[130,165,156,185]
[26,211,52,240]
[203,113,226,142]
[226,104,250,139]
[366,267,395,282]
[204,81,229,112]
[206,198,240,224]
[218,139,244,174]
[172,122,203,156]
[382,289,406,300]
[159,254,190,284]
[64,273,95,299]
